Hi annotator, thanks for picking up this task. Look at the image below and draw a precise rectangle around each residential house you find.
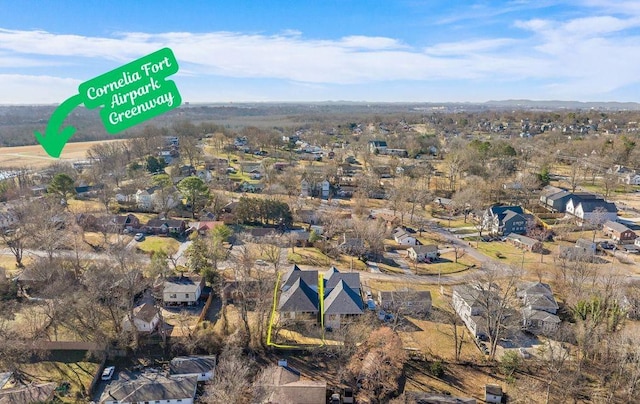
[603,220,637,244]
[259,362,327,404]
[196,169,212,183]
[110,214,141,233]
[575,238,597,255]
[99,374,198,404]
[565,195,617,225]
[189,221,225,237]
[247,227,277,240]
[622,173,640,185]
[0,202,18,229]
[163,274,204,306]
[393,227,417,246]
[376,213,401,227]
[505,233,543,253]
[408,245,439,262]
[321,179,330,199]
[544,190,573,213]
[323,280,364,329]
[368,140,388,153]
[378,289,432,314]
[281,265,319,292]
[517,281,560,335]
[278,266,363,328]
[135,187,179,212]
[135,189,154,211]
[145,219,187,236]
[122,303,160,333]
[170,356,217,382]
[0,382,56,404]
[338,234,365,256]
[300,179,311,197]
[484,384,503,404]
[278,278,319,321]
[539,186,568,212]
[483,205,528,235]
[323,266,361,295]
[452,285,497,339]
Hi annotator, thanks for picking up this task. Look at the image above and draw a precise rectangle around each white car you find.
[101,366,115,381]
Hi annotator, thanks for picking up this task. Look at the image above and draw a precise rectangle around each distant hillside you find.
[484,99,640,111]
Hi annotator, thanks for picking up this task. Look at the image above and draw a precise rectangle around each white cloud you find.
[0,15,639,102]
[0,74,80,104]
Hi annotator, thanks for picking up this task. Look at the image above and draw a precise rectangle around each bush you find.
[429,360,445,377]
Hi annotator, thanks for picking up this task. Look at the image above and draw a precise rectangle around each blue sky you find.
[1,0,639,103]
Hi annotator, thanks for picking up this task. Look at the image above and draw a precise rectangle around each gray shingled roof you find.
[170,356,216,376]
[323,280,363,315]
[133,303,159,323]
[323,267,361,293]
[164,275,202,294]
[281,265,318,292]
[604,220,633,233]
[410,244,438,254]
[100,375,197,403]
[278,278,319,313]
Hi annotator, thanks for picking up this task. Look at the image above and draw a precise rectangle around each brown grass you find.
[0,139,126,169]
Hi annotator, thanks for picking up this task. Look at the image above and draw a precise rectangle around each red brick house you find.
[603,220,637,244]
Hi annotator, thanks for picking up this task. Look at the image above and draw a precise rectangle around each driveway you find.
[171,240,192,266]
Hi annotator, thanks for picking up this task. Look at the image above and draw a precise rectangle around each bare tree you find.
[468,267,521,360]
[202,344,253,404]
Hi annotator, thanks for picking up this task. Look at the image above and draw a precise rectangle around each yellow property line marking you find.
[266,270,325,349]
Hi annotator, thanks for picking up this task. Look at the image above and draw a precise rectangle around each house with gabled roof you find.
[324,280,363,329]
[162,274,204,306]
[505,233,543,253]
[170,355,217,382]
[122,303,160,333]
[0,382,56,404]
[393,227,417,245]
[278,278,319,321]
[100,374,198,404]
[408,245,439,262]
[452,285,497,339]
[277,266,363,328]
[323,267,360,294]
[603,220,637,244]
[565,195,617,225]
[517,281,560,335]
[281,265,318,292]
[483,205,528,235]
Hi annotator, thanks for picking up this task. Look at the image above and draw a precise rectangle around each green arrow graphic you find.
[34,94,83,158]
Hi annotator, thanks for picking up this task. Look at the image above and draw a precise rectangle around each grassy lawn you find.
[475,241,528,266]
[67,199,104,213]
[287,248,368,271]
[136,236,180,254]
[19,361,99,403]
[400,318,483,362]
[414,252,480,275]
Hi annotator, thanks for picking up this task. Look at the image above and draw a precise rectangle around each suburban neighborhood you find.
[1,103,640,403]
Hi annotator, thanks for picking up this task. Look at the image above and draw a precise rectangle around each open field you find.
[0,139,125,169]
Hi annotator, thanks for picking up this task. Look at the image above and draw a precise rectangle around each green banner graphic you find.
[35,48,182,158]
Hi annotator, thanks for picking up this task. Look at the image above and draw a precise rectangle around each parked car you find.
[134,233,145,242]
[101,366,115,381]
[366,299,376,311]
[343,387,354,404]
